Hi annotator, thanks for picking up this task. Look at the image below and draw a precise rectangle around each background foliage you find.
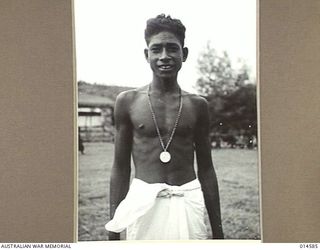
[196,42,257,148]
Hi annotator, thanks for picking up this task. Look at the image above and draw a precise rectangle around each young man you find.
[105,14,223,240]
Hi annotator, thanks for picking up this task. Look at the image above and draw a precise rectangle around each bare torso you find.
[109,27,224,239]
[125,85,200,185]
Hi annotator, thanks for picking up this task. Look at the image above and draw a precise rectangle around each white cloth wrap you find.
[105,178,208,240]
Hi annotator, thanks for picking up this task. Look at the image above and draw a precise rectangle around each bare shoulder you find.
[117,85,148,99]
[182,90,208,111]
[116,89,136,104]
[182,91,209,130]
[114,90,137,121]
[115,86,147,107]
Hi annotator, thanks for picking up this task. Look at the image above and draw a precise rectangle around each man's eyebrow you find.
[150,42,180,47]
[167,43,180,47]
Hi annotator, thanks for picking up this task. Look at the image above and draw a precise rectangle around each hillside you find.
[78,81,134,101]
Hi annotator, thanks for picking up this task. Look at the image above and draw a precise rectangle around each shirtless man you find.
[106,14,223,240]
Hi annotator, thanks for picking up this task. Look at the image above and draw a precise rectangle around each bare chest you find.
[130,94,197,138]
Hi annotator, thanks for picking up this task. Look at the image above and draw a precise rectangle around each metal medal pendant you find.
[160,151,171,163]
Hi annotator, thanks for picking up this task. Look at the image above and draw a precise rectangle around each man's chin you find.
[155,72,177,79]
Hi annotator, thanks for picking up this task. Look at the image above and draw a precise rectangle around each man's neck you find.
[150,75,180,94]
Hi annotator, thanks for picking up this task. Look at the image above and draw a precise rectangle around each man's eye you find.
[168,47,179,52]
[151,48,160,53]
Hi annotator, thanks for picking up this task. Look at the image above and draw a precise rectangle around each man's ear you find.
[144,48,149,62]
[182,47,188,62]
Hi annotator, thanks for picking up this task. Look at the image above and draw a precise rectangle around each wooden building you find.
[78,92,115,142]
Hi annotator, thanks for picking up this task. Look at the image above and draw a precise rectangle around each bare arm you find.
[109,92,133,240]
[194,98,224,239]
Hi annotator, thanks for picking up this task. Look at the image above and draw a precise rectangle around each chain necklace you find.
[147,84,183,164]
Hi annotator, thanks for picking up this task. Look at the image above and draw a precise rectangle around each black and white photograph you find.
[75,0,259,241]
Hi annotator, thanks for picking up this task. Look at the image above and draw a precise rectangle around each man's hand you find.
[212,225,224,239]
[108,232,120,241]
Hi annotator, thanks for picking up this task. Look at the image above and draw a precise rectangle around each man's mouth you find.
[158,65,173,70]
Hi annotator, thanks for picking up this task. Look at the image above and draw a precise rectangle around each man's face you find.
[145,31,188,78]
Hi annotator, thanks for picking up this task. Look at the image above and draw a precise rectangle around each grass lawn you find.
[78,142,260,241]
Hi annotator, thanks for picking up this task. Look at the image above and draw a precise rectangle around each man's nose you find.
[159,49,170,61]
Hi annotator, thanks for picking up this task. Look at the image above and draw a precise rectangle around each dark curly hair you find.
[144,14,186,47]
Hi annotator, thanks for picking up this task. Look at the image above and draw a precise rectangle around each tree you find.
[196,42,236,96]
[195,42,257,148]
[222,84,257,136]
